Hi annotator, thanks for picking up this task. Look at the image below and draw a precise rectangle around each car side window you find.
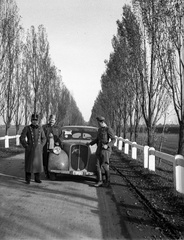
[62,128,98,140]
[83,133,92,139]
[72,132,81,139]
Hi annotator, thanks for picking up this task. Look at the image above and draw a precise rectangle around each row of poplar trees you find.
[89,0,184,154]
[0,0,85,135]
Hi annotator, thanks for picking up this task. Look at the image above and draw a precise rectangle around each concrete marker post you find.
[114,136,118,147]
[174,155,184,195]
[144,146,149,168]
[124,139,129,155]
[118,137,123,151]
[132,142,137,160]
[5,135,9,148]
[149,147,155,171]
[16,135,20,146]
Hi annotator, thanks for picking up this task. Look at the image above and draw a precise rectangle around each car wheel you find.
[49,172,56,181]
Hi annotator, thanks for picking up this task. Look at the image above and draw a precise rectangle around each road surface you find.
[0,153,166,240]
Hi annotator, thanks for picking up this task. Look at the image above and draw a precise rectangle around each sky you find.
[15,0,132,122]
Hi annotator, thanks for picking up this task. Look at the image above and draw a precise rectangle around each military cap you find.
[96,116,105,122]
[49,114,56,120]
[31,113,38,120]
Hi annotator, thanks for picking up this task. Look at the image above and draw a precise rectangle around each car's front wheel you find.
[49,172,56,181]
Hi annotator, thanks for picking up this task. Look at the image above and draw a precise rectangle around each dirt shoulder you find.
[111,148,184,239]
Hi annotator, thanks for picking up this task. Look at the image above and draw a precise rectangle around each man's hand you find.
[102,144,108,150]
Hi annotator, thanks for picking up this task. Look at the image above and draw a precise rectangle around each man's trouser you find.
[43,151,49,176]
[26,172,41,182]
[96,150,111,183]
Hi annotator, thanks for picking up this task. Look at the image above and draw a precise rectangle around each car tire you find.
[49,172,56,181]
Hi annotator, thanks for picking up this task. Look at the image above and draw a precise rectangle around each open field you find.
[136,133,179,155]
[0,125,23,137]
[125,132,179,156]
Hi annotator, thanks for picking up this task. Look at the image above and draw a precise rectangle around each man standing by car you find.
[20,113,46,184]
[87,116,116,187]
[42,114,63,178]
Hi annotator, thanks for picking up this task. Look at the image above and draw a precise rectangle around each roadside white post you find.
[114,136,118,147]
[174,155,184,194]
[124,139,129,155]
[132,142,137,159]
[16,135,20,146]
[5,135,9,148]
[118,137,123,151]
[144,146,149,168]
[148,147,155,171]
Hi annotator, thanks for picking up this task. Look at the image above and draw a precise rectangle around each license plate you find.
[72,171,84,176]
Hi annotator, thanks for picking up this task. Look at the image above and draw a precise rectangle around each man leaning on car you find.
[87,116,116,187]
[42,114,63,178]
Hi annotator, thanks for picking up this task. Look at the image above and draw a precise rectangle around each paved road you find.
[0,153,165,240]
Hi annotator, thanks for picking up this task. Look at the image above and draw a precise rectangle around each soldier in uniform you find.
[87,116,116,187]
[42,114,62,178]
[20,113,46,184]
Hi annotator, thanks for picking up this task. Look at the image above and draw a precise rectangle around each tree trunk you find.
[5,122,10,135]
[147,126,154,147]
[123,117,127,139]
[15,124,20,135]
[129,114,133,141]
[179,16,184,155]
[178,120,184,155]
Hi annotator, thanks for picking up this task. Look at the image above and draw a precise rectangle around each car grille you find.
[71,145,88,170]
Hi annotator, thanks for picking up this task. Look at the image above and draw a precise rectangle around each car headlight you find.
[53,146,61,155]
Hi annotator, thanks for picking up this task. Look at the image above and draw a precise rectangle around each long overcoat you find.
[20,125,46,173]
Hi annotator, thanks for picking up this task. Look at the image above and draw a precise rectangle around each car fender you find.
[48,149,69,171]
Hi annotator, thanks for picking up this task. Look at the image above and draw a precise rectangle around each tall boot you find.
[34,173,42,183]
[94,171,103,187]
[25,172,31,184]
[101,165,106,186]
[102,173,106,183]
[104,170,111,187]
[44,166,49,178]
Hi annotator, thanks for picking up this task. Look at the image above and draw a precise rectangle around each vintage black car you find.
[48,125,98,180]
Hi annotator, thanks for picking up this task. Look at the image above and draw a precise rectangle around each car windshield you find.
[62,128,97,140]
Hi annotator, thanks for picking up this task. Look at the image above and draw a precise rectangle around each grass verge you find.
[0,145,24,158]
